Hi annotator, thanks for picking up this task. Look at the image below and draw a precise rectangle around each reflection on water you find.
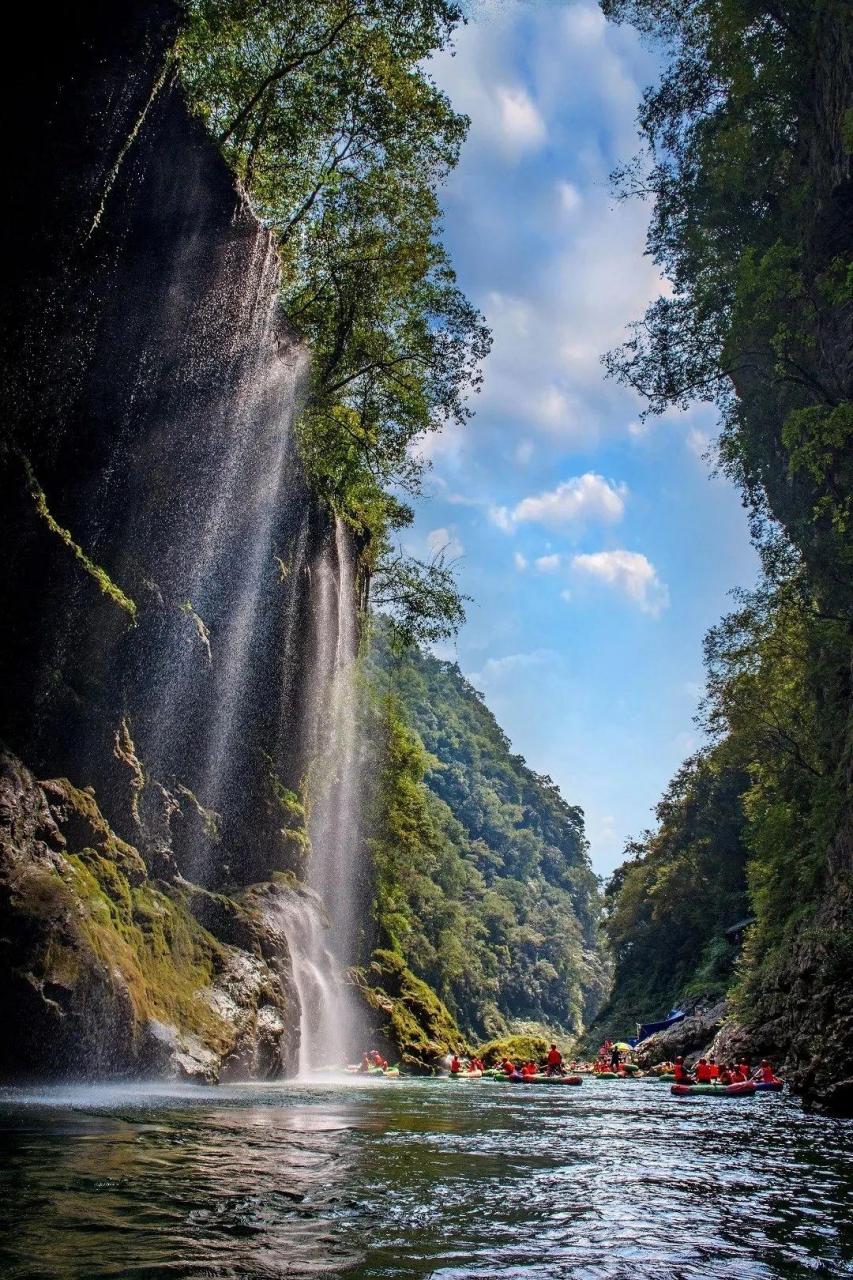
[0,1079,850,1279]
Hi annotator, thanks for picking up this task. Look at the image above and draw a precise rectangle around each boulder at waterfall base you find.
[0,750,300,1081]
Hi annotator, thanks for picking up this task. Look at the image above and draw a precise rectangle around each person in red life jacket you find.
[728,1063,747,1084]
[717,1064,733,1085]
[695,1058,714,1083]
[545,1044,563,1076]
[370,1050,387,1069]
[502,1058,515,1076]
[673,1056,691,1084]
[707,1057,720,1080]
[469,1057,484,1073]
[738,1059,751,1078]
[521,1061,537,1078]
[450,1055,461,1075]
[755,1059,781,1084]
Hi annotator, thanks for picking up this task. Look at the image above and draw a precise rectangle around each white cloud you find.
[489,504,514,533]
[514,551,529,571]
[557,180,582,213]
[512,473,627,530]
[426,527,464,559]
[495,85,546,153]
[560,588,573,603]
[687,426,710,459]
[534,553,562,573]
[515,438,534,465]
[571,549,669,616]
[471,649,558,685]
[628,419,650,441]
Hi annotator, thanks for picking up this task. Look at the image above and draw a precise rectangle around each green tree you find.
[178,0,491,642]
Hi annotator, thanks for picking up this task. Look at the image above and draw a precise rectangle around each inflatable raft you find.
[508,1073,582,1085]
[754,1080,784,1092]
[671,1082,756,1097]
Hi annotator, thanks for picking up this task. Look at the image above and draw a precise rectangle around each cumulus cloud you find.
[557,179,582,213]
[513,473,627,529]
[514,551,529,571]
[534,553,562,572]
[470,649,559,685]
[571,549,669,616]
[489,504,514,533]
[426,527,464,559]
[424,6,666,456]
[687,426,710,459]
[496,85,546,153]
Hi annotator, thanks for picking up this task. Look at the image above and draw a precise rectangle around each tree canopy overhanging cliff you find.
[597,0,852,1111]
[178,0,491,644]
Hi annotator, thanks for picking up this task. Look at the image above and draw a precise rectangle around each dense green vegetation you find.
[596,750,750,1037]
[599,0,852,1049]
[362,625,608,1040]
[178,0,490,642]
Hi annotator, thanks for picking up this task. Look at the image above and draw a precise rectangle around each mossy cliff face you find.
[0,750,304,1082]
[349,949,467,1072]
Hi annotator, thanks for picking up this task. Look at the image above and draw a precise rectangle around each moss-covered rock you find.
[349,948,467,1072]
[0,749,300,1081]
[475,1034,555,1068]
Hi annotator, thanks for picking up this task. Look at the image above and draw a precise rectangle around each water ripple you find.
[0,1080,850,1279]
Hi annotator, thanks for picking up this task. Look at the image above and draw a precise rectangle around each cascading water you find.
[265,518,368,1074]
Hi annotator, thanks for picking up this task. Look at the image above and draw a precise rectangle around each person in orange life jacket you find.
[673,1057,691,1083]
[521,1061,537,1078]
[755,1059,780,1084]
[469,1057,484,1073]
[738,1060,751,1078]
[450,1055,461,1075]
[707,1057,720,1080]
[501,1058,515,1075]
[728,1063,747,1083]
[694,1058,714,1083]
[370,1050,387,1068]
[717,1063,734,1085]
[545,1044,563,1076]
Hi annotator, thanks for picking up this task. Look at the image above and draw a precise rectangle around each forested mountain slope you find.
[364,628,608,1040]
[594,751,751,1040]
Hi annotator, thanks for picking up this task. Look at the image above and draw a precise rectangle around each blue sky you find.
[404,0,759,878]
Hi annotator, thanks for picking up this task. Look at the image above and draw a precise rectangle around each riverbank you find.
[1,1078,850,1278]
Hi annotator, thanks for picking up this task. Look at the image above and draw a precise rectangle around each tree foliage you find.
[598,0,852,1046]
[178,0,490,641]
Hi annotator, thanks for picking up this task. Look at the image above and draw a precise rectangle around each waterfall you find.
[278,517,367,1074]
[29,61,371,1076]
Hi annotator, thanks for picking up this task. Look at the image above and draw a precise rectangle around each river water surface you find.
[0,1078,850,1279]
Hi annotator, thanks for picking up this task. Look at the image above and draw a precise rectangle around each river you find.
[0,1078,850,1278]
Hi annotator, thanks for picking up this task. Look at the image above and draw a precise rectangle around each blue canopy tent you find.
[636,1009,686,1042]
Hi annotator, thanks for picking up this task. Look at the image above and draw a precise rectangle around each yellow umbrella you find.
[613,1041,632,1052]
